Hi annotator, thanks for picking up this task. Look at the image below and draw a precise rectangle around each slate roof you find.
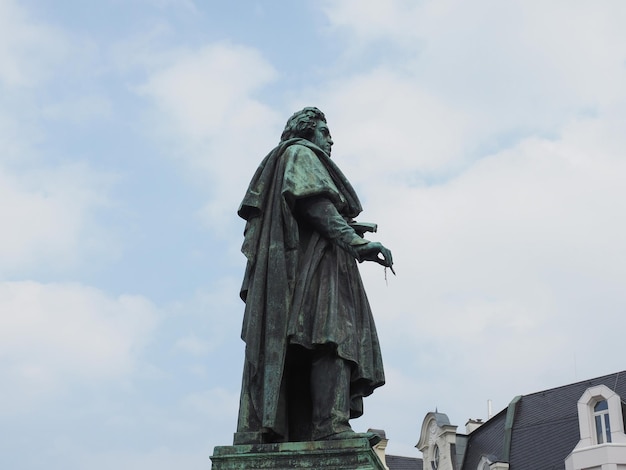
[462,410,508,470]
[387,454,423,470]
[461,371,626,470]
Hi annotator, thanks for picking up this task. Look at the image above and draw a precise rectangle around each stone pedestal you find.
[210,437,386,470]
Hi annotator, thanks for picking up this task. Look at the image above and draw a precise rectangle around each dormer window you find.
[566,384,626,470]
[477,455,492,470]
[572,384,626,449]
[594,399,612,444]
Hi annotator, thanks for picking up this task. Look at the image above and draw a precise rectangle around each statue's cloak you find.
[237,138,384,438]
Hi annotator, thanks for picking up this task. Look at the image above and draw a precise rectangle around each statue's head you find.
[280,107,327,142]
[280,107,333,155]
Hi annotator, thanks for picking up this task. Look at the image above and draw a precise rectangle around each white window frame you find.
[576,385,626,447]
[593,399,612,444]
[477,456,491,470]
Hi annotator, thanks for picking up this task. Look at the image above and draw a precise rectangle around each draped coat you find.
[236,138,385,439]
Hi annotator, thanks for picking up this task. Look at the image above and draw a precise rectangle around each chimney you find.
[368,428,389,470]
[465,418,484,434]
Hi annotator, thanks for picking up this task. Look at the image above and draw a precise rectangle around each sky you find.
[1,0,626,468]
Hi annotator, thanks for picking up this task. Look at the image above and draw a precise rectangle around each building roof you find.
[387,454,423,470]
[462,371,626,470]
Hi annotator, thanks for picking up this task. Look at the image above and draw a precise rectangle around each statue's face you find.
[310,120,333,156]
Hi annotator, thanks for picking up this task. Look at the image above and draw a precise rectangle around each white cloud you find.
[0,162,117,277]
[323,0,626,136]
[321,0,422,44]
[181,387,239,420]
[41,94,113,123]
[0,0,70,87]
[56,445,208,470]
[351,112,626,451]
[320,69,478,178]
[137,42,282,235]
[141,0,198,12]
[174,335,211,356]
[0,281,158,411]
[135,41,281,155]
[167,276,243,348]
[0,0,119,278]
[139,43,277,141]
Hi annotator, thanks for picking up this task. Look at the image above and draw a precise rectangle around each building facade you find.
[413,371,626,470]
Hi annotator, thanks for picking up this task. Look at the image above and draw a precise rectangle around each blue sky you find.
[2,0,626,468]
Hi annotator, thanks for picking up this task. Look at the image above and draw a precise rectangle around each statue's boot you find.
[310,350,378,443]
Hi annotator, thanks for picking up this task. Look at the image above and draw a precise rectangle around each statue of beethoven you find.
[235,107,394,446]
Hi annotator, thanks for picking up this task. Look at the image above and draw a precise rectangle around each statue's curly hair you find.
[280,107,327,142]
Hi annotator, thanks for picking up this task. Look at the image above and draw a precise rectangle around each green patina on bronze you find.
[211,438,387,470]
[233,107,394,446]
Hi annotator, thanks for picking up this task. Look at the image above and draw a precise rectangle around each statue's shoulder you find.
[281,142,320,162]
[278,140,326,171]
[283,141,314,153]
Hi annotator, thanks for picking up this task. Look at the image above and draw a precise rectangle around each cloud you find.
[137,42,282,235]
[181,387,239,420]
[0,279,242,469]
[41,94,113,123]
[167,276,243,353]
[41,443,208,470]
[174,335,212,356]
[350,111,626,452]
[77,448,207,470]
[0,162,117,277]
[0,281,158,412]
[139,42,277,141]
[321,0,423,44]
[0,0,70,88]
[322,0,626,143]
[320,69,478,178]
[0,0,120,278]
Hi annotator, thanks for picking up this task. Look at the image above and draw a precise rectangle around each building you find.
[411,371,626,470]
[371,429,423,470]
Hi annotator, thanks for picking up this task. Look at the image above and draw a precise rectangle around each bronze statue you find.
[235,107,394,446]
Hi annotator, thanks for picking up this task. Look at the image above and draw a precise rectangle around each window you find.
[432,444,440,470]
[576,384,626,448]
[594,399,612,444]
[477,455,492,470]
[567,384,626,470]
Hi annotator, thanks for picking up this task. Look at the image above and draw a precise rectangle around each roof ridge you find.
[520,370,626,398]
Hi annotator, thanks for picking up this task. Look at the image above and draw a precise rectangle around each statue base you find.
[210,437,386,469]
